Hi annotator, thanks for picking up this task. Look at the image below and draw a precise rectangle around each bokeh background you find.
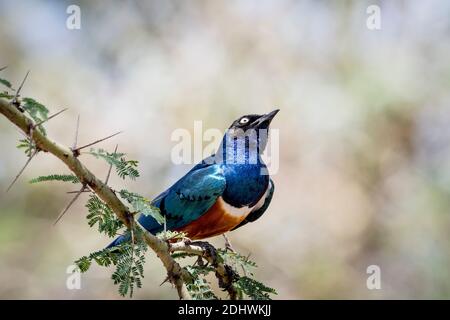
[1,0,450,299]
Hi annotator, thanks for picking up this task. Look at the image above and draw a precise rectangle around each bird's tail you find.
[106,233,131,249]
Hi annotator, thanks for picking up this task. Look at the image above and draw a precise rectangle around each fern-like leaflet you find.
[76,227,147,298]
[119,189,165,225]
[29,174,80,184]
[183,265,217,300]
[86,194,124,237]
[88,148,139,180]
[22,97,49,135]
[234,276,277,300]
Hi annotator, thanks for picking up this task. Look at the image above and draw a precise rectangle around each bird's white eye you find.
[240,117,249,124]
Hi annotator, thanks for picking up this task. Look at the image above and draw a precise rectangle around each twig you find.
[33,108,68,128]
[13,70,29,102]
[72,115,80,151]
[159,276,170,286]
[73,131,122,152]
[128,220,136,296]
[27,127,34,157]
[66,189,91,194]
[53,184,86,225]
[67,144,117,194]
[105,144,118,184]
[0,66,7,72]
[223,233,235,252]
[241,253,252,277]
[5,149,38,192]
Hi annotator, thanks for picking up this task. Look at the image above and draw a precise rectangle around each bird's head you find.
[218,109,279,163]
[228,109,280,132]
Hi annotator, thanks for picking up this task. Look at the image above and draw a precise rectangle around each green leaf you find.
[29,174,80,184]
[110,233,148,298]
[171,252,198,260]
[186,278,217,300]
[0,92,13,99]
[217,249,257,276]
[75,256,92,273]
[132,198,165,224]
[86,195,124,237]
[17,138,36,155]
[0,78,12,88]
[119,189,165,224]
[184,265,217,300]
[75,247,120,272]
[22,98,49,135]
[157,230,186,241]
[234,276,277,300]
[75,230,148,298]
[88,148,139,180]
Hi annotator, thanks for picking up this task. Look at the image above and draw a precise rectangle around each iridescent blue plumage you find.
[108,110,278,247]
[138,163,226,233]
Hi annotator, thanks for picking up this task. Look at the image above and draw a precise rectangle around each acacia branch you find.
[0,98,191,300]
[170,240,239,299]
[0,97,241,300]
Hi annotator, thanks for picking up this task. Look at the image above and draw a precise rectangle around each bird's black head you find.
[218,109,279,162]
[228,109,280,131]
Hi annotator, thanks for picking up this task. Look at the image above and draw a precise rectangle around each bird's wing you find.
[231,178,274,231]
[138,163,226,233]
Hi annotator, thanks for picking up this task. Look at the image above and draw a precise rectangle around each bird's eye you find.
[239,117,249,124]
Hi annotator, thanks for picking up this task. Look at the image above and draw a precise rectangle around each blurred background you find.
[1,0,450,299]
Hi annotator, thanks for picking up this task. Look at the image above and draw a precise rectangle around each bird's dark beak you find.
[252,109,280,128]
[264,109,280,121]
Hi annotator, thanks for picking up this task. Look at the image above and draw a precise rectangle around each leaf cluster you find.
[88,148,139,180]
[29,174,80,184]
[119,189,165,224]
[75,228,148,297]
[86,194,124,237]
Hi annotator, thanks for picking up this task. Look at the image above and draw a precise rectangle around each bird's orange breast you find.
[175,198,250,240]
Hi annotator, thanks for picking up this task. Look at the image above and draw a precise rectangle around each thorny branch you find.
[0,96,193,299]
[0,97,241,300]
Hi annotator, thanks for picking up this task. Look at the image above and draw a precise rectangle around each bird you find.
[107,109,279,248]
